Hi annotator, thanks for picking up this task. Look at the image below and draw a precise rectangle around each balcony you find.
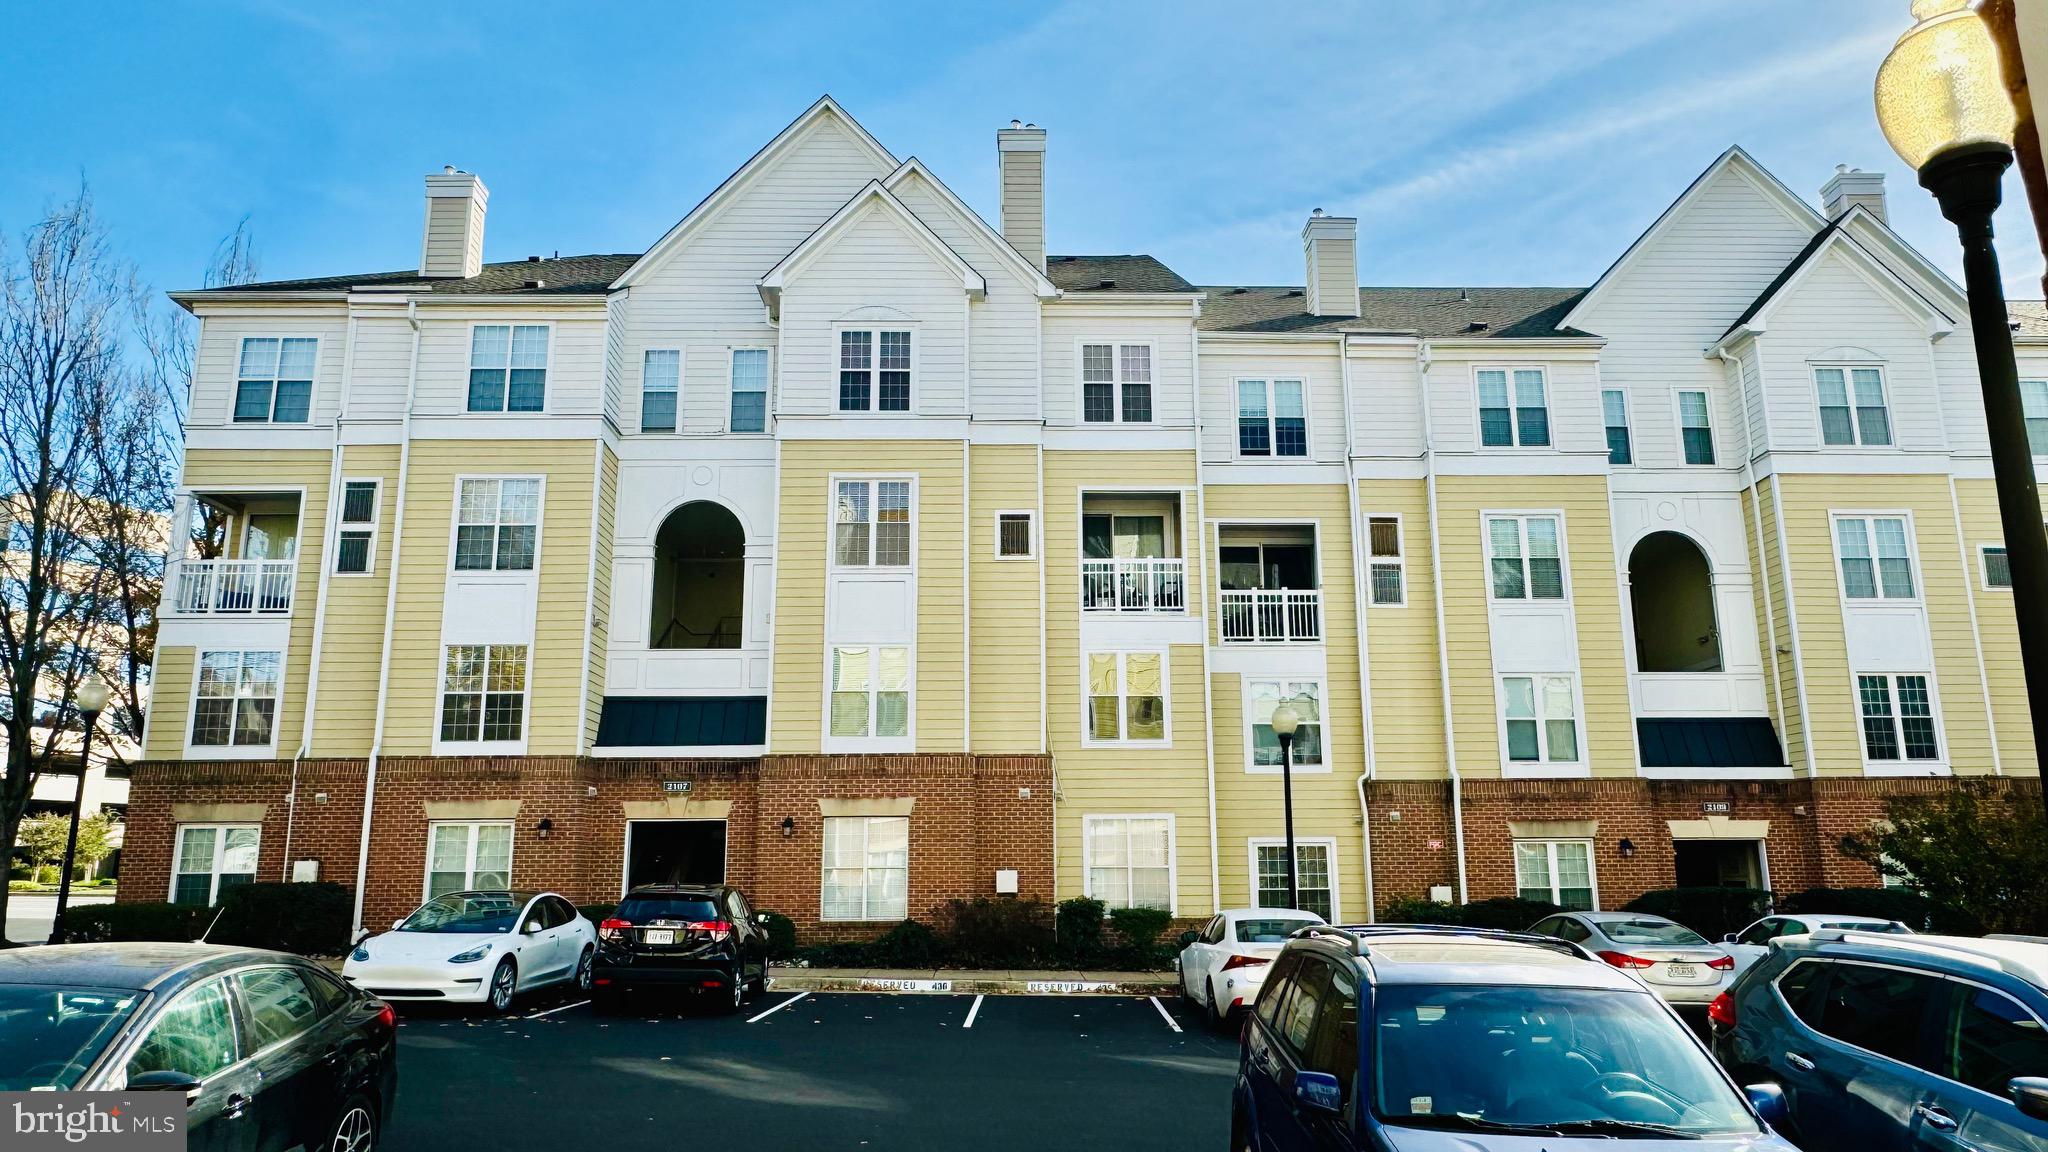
[166,559,296,615]
[1082,557,1187,612]
[1219,588,1322,642]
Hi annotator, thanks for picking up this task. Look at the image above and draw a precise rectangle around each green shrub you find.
[758,911,798,959]
[934,897,1051,968]
[60,902,211,944]
[869,919,940,967]
[7,880,38,892]
[1380,895,1561,930]
[793,940,875,968]
[1622,887,1773,941]
[208,882,353,956]
[1841,784,2048,935]
[577,903,617,925]
[1778,886,1979,935]
[1054,896,1106,963]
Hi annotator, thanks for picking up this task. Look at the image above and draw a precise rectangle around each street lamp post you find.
[49,675,109,945]
[1270,699,1302,912]
[1877,0,2048,823]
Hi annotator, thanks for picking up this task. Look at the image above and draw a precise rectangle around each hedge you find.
[59,902,212,944]
[1379,896,1563,931]
[1622,887,1773,941]
[210,882,353,956]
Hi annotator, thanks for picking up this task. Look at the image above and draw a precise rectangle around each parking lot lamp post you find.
[48,675,109,945]
[1270,700,1302,911]
[1877,0,2048,821]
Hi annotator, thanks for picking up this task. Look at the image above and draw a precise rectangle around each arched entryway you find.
[1628,531,1722,672]
[650,502,745,649]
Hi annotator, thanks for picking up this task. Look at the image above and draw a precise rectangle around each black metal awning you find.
[594,696,766,748]
[1636,717,1786,769]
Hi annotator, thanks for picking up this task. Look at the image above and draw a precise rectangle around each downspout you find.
[962,295,972,754]
[1190,302,1221,912]
[1418,340,1468,903]
[1338,334,1377,920]
[1719,348,1792,764]
[352,299,422,937]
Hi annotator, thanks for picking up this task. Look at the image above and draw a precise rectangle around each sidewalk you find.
[764,966,1176,995]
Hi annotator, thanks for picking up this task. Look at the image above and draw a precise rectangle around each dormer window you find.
[839,330,911,412]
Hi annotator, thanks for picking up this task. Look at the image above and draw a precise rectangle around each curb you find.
[764,974,1176,995]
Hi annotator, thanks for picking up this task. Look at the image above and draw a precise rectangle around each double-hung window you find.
[1237,379,1307,457]
[839,329,911,412]
[1602,389,1633,465]
[821,816,908,921]
[2023,380,2048,455]
[1487,515,1565,600]
[833,479,911,567]
[1087,651,1166,743]
[234,338,316,423]
[1836,515,1915,599]
[1816,366,1894,447]
[828,646,911,739]
[454,478,540,571]
[1678,390,1716,465]
[1085,815,1171,910]
[467,325,548,413]
[439,644,528,744]
[1252,840,1334,920]
[171,824,259,906]
[1081,343,1153,423]
[1515,840,1594,909]
[730,348,769,432]
[191,650,281,748]
[1477,367,1549,447]
[641,349,679,432]
[334,480,379,575]
[1367,516,1405,605]
[1858,673,1940,763]
[1501,674,1579,764]
[425,821,513,898]
[1249,679,1322,768]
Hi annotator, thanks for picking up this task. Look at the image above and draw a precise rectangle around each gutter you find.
[1418,341,1468,903]
[1337,334,1377,921]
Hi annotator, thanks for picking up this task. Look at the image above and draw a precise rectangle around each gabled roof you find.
[170,254,638,305]
[610,95,897,291]
[1044,255,1196,294]
[1713,208,1952,349]
[1197,285,1590,338]
[883,158,1059,298]
[1560,146,1822,332]
[756,180,984,312]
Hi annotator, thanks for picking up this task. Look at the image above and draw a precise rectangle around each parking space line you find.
[745,991,810,1023]
[963,994,984,1029]
[1148,995,1183,1033]
[524,999,589,1019]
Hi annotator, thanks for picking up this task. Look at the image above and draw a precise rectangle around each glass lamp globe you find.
[1269,700,1301,738]
[1874,0,2017,171]
[75,676,109,715]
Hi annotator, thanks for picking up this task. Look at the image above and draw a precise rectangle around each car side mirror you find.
[392,919,405,932]
[525,919,544,934]
[1744,1083,1789,1129]
[129,1069,204,1101]
[1722,933,1739,944]
[756,912,772,925]
[2009,1077,2048,1121]
[1177,931,1199,948]
[1294,1071,1344,1116]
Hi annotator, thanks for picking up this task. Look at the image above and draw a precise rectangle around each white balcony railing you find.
[167,559,296,615]
[1081,558,1186,612]
[1219,588,1321,642]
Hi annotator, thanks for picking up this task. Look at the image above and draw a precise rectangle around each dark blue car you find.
[1713,929,2048,1152]
[1233,924,1796,1152]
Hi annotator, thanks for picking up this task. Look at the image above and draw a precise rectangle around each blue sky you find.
[3,1,2041,300]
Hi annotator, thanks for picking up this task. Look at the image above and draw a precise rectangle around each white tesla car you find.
[344,890,597,1012]
[1175,907,1326,1028]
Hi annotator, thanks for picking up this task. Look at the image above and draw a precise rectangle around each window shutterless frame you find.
[640,348,680,433]
[333,478,381,576]
[1243,677,1326,772]
[1472,365,1552,449]
[422,820,516,901]
[1830,510,1920,603]
[1812,363,1896,448]
[1853,670,1945,768]
[1495,673,1585,768]
[1234,377,1310,458]
[728,346,772,434]
[463,321,553,415]
[1982,544,2012,590]
[185,649,283,755]
[1512,838,1598,909]
[1365,513,1405,606]
[1482,510,1571,603]
[1245,837,1341,921]
[448,474,546,576]
[1080,813,1176,914]
[232,336,319,424]
[834,325,917,414]
[1601,388,1634,466]
[994,510,1035,559]
[1074,340,1158,424]
[434,644,531,751]
[828,475,917,569]
[168,823,261,905]
[1081,650,1171,747]
[1674,387,1718,466]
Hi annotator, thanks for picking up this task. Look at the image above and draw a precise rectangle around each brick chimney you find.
[1303,209,1359,317]
[421,167,488,279]
[1821,164,1887,223]
[997,121,1047,269]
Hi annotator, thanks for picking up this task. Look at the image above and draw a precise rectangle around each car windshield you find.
[1597,919,1710,946]
[1236,918,1319,943]
[616,897,721,922]
[0,984,142,1089]
[399,892,528,934]
[1373,984,1756,1136]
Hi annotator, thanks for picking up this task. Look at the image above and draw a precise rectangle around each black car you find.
[593,884,772,1013]
[0,942,397,1152]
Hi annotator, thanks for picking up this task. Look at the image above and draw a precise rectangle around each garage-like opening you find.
[1629,531,1721,672]
[623,820,727,893]
[1673,839,1764,889]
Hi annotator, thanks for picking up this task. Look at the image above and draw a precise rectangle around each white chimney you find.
[997,121,1047,269]
[1821,164,1887,224]
[1303,209,1359,317]
[421,166,488,279]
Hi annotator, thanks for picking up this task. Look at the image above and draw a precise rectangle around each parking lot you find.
[383,987,1235,1151]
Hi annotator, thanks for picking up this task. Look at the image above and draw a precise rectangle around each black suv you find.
[593,884,771,1013]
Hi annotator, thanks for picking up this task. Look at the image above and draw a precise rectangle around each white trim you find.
[1495,672,1589,776]
[448,473,547,578]
[1073,339,1160,426]
[758,180,985,307]
[575,442,605,755]
[1509,837,1599,911]
[994,508,1036,560]
[1827,509,1923,604]
[1241,676,1328,774]
[462,320,555,416]
[1362,512,1406,607]
[184,648,285,760]
[1245,837,1342,921]
[1673,386,1720,467]
[168,822,262,905]
[332,478,382,577]
[421,820,517,902]
[1980,542,2014,590]
[831,324,921,416]
[1231,375,1312,460]
[881,158,1061,297]
[1850,670,1950,775]
[1766,473,1821,778]
[432,642,533,756]
[619,818,730,898]
[1809,361,1898,450]
[1472,364,1554,450]
[819,814,912,922]
[1080,813,1178,915]
[827,473,918,570]
[1950,482,2002,776]
[820,643,916,754]
[1481,509,1572,604]
[1080,649,1172,748]
[228,335,321,426]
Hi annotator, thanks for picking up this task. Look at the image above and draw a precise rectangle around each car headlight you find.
[448,945,492,964]
[350,945,371,963]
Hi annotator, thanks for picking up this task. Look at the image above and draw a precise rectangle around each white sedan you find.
[1176,907,1326,1028]
[1721,912,1912,977]
[344,890,597,1012]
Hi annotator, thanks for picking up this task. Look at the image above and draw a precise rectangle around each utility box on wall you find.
[291,859,320,883]
[994,869,1019,895]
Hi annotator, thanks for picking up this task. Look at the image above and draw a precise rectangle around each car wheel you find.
[327,1096,376,1152]
[574,947,595,992]
[1207,981,1227,1031]
[488,957,518,1013]
[1229,1099,1252,1152]
[720,966,748,1014]
[1179,963,1194,1005]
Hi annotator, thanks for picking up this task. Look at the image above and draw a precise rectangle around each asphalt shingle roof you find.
[1044,254,1196,294]
[2009,300,2048,338]
[176,253,643,298]
[1196,285,1590,338]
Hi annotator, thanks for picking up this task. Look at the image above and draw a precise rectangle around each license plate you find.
[642,929,674,945]
[1665,963,1698,978]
